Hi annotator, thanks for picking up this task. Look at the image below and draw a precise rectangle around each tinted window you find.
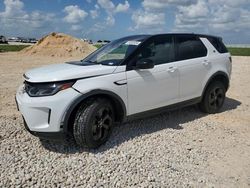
[136,36,175,65]
[207,37,228,53]
[176,36,207,61]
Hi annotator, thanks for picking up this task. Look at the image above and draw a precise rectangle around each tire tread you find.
[73,98,113,148]
[199,81,226,114]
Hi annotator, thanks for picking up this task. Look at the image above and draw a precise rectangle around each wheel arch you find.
[202,71,229,98]
[62,89,127,135]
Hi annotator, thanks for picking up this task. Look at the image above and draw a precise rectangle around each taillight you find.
[229,56,232,63]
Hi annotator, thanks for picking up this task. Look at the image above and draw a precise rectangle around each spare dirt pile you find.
[21,32,96,57]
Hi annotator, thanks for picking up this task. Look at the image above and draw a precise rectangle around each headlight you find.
[24,81,75,97]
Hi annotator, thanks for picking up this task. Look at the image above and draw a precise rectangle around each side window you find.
[136,36,174,65]
[207,37,228,53]
[176,36,207,61]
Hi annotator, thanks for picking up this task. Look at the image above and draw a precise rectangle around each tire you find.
[73,98,114,148]
[199,81,226,114]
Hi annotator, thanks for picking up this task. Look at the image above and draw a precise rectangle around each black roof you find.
[154,33,221,39]
[111,33,222,44]
[122,33,221,40]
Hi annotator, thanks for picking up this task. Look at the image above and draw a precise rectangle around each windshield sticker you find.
[125,41,141,46]
[108,62,115,65]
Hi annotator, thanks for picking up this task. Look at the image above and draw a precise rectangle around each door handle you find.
[114,80,127,86]
[168,67,177,73]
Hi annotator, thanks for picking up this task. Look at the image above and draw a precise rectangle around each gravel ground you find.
[0,53,250,187]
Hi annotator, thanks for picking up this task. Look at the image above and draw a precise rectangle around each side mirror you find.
[136,59,154,70]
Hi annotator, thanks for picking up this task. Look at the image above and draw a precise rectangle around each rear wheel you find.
[73,98,114,148]
[199,81,226,114]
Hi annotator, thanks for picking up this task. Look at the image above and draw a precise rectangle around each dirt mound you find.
[21,32,96,57]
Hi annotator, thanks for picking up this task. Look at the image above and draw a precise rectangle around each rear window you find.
[207,37,228,53]
[175,36,207,61]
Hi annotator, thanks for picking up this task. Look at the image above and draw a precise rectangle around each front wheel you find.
[73,98,114,148]
[199,81,226,114]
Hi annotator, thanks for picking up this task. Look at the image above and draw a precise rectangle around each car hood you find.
[24,61,117,83]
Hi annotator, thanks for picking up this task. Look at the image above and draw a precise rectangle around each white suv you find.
[16,34,232,148]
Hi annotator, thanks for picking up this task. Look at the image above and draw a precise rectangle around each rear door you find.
[174,35,210,101]
[126,35,179,115]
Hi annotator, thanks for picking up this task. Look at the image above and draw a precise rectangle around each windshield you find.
[81,36,149,66]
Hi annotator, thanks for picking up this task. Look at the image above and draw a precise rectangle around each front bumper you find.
[22,117,65,140]
[16,85,81,137]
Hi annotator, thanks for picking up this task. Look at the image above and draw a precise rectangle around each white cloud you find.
[130,0,197,32]
[115,1,130,13]
[131,0,250,41]
[239,9,250,30]
[142,0,168,10]
[28,11,55,28]
[209,7,250,32]
[95,4,100,9]
[90,3,100,19]
[96,0,115,26]
[85,0,123,35]
[142,0,197,10]
[97,0,115,12]
[178,0,208,18]
[97,0,130,14]
[90,9,99,19]
[71,24,82,31]
[211,7,239,24]
[0,0,28,20]
[96,0,130,26]
[63,5,88,24]
[86,0,130,35]
[0,0,55,36]
[105,15,115,26]
[130,0,169,31]
[1,0,249,44]
[132,10,165,30]
[208,0,249,7]
[173,0,250,36]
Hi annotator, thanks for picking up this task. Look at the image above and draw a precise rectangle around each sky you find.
[0,0,250,44]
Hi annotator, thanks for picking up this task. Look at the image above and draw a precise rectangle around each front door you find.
[126,35,179,115]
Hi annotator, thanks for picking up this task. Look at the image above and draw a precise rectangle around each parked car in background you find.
[8,37,37,43]
[81,38,93,44]
[20,37,31,43]
[29,38,38,44]
[0,35,8,44]
[88,40,93,44]
[96,40,110,46]
[7,37,20,42]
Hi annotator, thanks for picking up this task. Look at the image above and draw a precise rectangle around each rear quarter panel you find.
[199,38,231,96]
